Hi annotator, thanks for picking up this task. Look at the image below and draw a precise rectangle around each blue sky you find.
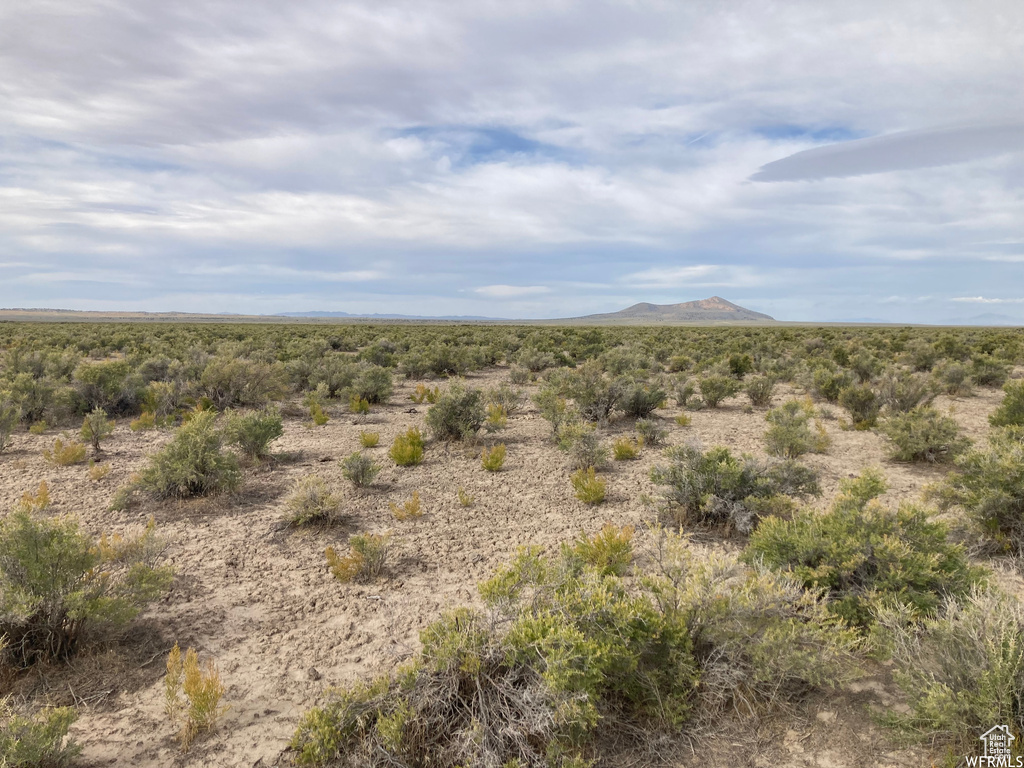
[1,0,1022,322]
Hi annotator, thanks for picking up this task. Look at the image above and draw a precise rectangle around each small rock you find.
[318,455,332,462]
[307,667,321,681]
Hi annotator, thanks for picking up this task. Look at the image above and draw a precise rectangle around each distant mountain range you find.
[561,296,775,324]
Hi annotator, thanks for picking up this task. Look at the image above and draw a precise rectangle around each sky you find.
[1,0,1022,323]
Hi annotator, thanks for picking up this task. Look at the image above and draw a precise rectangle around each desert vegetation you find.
[0,321,1022,766]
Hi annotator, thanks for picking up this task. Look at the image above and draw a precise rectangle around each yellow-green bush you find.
[389,428,424,467]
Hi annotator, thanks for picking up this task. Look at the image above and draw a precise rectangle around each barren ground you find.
[2,367,1020,767]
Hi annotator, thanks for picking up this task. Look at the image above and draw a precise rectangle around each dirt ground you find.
[1,367,1019,767]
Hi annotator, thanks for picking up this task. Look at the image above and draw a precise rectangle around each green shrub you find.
[650,444,820,534]
[349,395,371,415]
[164,643,228,751]
[698,375,740,408]
[485,382,526,416]
[359,431,380,448]
[930,429,1024,555]
[990,380,1024,428]
[933,360,972,397]
[728,353,754,378]
[674,377,698,408]
[838,384,879,429]
[566,524,633,576]
[134,410,241,499]
[198,356,285,410]
[0,700,79,768]
[326,533,391,583]
[612,437,639,460]
[341,452,380,488]
[556,420,608,470]
[570,467,606,504]
[559,361,622,422]
[351,365,393,404]
[745,375,776,408]
[745,470,984,628]
[0,398,19,454]
[72,359,143,415]
[129,411,157,431]
[223,408,283,459]
[483,403,507,432]
[389,428,424,466]
[876,369,935,413]
[635,417,667,447]
[877,590,1024,754]
[291,537,859,767]
[425,384,484,441]
[971,354,1011,387]
[0,506,171,665]
[480,444,506,471]
[616,379,665,418]
[808,365,853,403]
[764,399,830,458]
[879,406,970,463]
[42,436,87,466]
[286,475,341,527]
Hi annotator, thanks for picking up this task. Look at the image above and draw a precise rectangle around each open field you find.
[1,322,1023,767]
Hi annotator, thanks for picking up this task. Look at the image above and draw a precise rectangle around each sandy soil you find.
[1,367,1019,767]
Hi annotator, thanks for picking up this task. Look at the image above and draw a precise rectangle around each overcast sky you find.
[1,0,1022,322]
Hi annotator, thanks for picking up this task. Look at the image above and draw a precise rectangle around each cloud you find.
[620,264,765,289]
[951,296,1024,304]
[751,121,1024,182]
[473,285,551,298]
[184,265,386,282]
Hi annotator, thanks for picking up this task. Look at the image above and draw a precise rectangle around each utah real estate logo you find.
[966,726,1021,767]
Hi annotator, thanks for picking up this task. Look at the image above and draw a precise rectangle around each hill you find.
[562,296,775,324]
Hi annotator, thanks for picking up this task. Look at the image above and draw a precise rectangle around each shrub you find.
[391,491,423,520]
[570,467,606,504]
[745,470,984,628]
[764,399,831,458]
[389,428,424,466]
[0,699,79,768]
[0,508,171,665]
[88,460,110,481]
[72,359,143,415]
[456,487,475,507]
[310,400,329,426]
[698,375,739,408]
[341,452,380,488]
[134,411,241,499]
[566,524,633,576]
[508,365,531,385]
[616,379,665,419]
[933,360,972,397]
[352,365,393,404]
[971,354,1011,387]
[930,429,1024,555]
[808,366,853,403]
[326,534,391,583]
[876,369,935,413]
[410,384,440,404]
[80,407,115,453]
[745,375,776,407]
[223,409,283,459]
[129,411,157,431]
[359,431,380,448]
[42,436,87,466]
[612,437,639,460]
[349,395,371,415]
[674,413,691,426]
[0,398,20,454]
[425,384,485,441]
[635,417,667,447]
[165,643,227,751]
[838,384,879,429]
[28,421,48,436]
[728,353,754,378]
[485,382,526,416]
[556,421,608,470]
[990,380,1024,428]
[877,590,1024,753]
[480,444,506,471]
[483,403,507,432]
[650,444,820,534]
[291,537,859,767]
[286,475,341,527]
[560,362,622,422]
[674,377,698,408]
[878,406,970,463]
[198,356,285,410]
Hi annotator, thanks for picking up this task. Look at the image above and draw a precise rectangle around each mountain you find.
[565,296,775,324]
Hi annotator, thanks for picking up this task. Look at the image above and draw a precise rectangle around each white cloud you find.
[474,285,551,298]
[620,264,765,289]
[951,296,1024,304]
